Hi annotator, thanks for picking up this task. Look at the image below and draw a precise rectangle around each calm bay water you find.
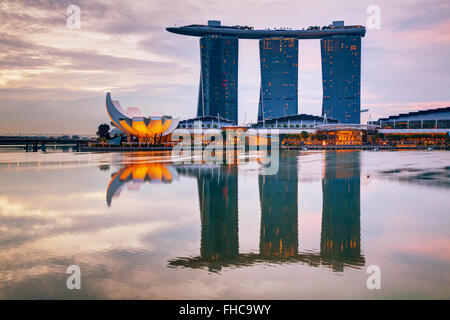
[0,149,449,299]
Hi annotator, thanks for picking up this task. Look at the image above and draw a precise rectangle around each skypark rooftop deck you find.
[166,21,366,39]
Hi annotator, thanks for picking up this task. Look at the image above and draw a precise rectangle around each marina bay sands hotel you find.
[167,20,366,124]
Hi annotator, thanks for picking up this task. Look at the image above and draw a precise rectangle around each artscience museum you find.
[106,92,179,142]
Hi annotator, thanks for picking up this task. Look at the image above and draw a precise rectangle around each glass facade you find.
[197,35,238,124]
[258,38,298,121]
[321,36,361,124]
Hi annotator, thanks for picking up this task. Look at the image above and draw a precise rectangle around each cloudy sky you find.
[0,0,449,134]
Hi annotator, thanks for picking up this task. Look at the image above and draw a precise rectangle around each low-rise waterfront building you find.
[252,113,338,129]
[177,115,234,129]
[370,107,450,129]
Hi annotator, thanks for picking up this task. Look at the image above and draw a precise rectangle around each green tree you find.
[300,131,309,140]
[97,123,111,140]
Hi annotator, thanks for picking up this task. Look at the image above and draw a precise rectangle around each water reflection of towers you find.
[321,151,363,271]
[167,151,364,271]
[197,166,239,263]
[259,155,299,258]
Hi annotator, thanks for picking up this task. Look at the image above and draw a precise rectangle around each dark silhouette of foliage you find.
[97,123,111,140]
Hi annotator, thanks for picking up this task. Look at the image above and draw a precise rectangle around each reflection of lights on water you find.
[106,163,178,206]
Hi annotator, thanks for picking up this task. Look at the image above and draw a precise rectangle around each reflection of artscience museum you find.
[106,92,179,142]
[106,163,179,206]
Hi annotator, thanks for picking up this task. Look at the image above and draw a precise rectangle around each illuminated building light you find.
[106,92,179,139]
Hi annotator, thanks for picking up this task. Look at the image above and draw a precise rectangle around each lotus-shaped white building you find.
[106,92,179,141]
